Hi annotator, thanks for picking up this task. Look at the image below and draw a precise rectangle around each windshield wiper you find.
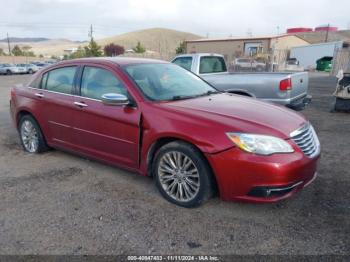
[171,90,221,101]
[171,95,197,101]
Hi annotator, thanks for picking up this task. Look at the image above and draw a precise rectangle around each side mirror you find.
[101,93,129,106]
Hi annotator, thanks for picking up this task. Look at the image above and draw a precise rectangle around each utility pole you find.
[88,24,94,41]
[325,23,330,43]
[6,33,11,55]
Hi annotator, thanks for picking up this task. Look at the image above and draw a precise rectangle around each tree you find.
[22,45,34,57]
[104,43,125,56]
[84,38,102,57]
[0,48,4,56]
[133,41,146,53]
[175,41,186,54]
[69,46,86,59]
[12,45,23,56]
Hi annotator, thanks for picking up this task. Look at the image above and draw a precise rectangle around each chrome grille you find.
[290,123,320,158]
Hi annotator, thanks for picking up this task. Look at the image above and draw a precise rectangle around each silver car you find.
[0,64,22,75]
[16,63,39,74]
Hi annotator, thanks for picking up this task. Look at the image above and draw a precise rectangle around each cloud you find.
[0,0,349,40]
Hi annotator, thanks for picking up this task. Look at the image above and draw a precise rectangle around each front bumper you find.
[205,147,320,203]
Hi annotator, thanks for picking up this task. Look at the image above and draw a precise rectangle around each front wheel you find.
[153,141,214,208]
[19,115,49,153]
[6,70,12,75]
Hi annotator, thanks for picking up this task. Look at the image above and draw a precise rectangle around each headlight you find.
[226,133,294,155]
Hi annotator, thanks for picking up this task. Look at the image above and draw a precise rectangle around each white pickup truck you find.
[171,53,311,110]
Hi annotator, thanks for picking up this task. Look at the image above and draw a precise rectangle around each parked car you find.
[172,53,311,110]
[0,63,24,75]
[282,58,304,72]
[10,57,320,207]
[32,62,50,70]
[16,63,39,74]
[233,58,266,71]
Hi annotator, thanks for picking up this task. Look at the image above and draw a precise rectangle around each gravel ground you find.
[0,74,349,255]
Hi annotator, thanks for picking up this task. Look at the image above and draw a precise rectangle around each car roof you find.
[174,53,224,59]
[57,57,168,67]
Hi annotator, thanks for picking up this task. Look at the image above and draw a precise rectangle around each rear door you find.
[71,64,141,169]
[39,66,78,146]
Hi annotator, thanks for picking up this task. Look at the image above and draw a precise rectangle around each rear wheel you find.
[256,66,264,72]
[19,115,49,153]
[28,69,33,74]
[153,141,214,208]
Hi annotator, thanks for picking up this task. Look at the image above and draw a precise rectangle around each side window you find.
[80,66,127,100]
[172,57,193,71]
[45,67,76,94]
[199,56,227,74]
[29,75,42,89]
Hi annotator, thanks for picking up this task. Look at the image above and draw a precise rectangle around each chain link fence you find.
[226,49,299,73]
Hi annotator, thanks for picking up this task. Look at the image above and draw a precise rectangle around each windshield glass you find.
[123,63,218,101]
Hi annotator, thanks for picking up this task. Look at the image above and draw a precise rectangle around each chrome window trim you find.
[27,86,137,108]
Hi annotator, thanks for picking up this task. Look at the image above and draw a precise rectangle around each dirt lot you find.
[0,74,349,255]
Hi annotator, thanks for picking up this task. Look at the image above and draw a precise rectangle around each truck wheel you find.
[256,66,264,72]
[28,69,33,74]
[19,115,49,153]
[153,141,214,208]
[6,70,12,75]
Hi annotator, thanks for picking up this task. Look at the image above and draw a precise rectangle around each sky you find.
[0,0,349,40]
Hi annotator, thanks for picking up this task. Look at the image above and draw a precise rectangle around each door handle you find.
[35,93,44,98]
[74,101,88,108]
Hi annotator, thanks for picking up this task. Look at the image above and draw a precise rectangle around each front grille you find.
[290,122,320,158]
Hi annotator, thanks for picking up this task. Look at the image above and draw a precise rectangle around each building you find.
[287,27,313,34]
[63,47,78,55]
[290,41,344,69]
[185,35,309,66]
[315,25,338,32]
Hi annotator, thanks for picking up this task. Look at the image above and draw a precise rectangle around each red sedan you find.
[10,58,320,207]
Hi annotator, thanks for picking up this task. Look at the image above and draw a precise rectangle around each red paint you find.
[10,58,320,203]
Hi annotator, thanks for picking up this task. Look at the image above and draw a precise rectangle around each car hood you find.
[160,93,306,139]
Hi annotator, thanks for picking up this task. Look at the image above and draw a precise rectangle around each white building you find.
[290,41,343,69]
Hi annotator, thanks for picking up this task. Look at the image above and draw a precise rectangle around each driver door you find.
[71,65,141,169]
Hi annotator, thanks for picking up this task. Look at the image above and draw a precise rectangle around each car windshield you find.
[123,63,218,101]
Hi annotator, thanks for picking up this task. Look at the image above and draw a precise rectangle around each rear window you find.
[199,56,226,74]
[43,66,76,94]
[172,57,193,71]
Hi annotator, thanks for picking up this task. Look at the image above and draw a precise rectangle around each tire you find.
[18,115,49,153]
[6,70,12,75]
[256,66,264,72]
[28,69,33,74]
[153,141,214,208]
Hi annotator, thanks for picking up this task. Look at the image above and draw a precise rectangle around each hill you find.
[0,28,201,58]
[0,37,50,43]
[0,38,84,57]
[97,28,201,54]
[296,30,350,44]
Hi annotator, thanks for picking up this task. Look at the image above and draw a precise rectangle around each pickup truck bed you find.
[202,71,310,109]
[172,53,311,110]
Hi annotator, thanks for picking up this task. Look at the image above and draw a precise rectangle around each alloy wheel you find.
[158,151,200,202]
[20,120,39,153]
